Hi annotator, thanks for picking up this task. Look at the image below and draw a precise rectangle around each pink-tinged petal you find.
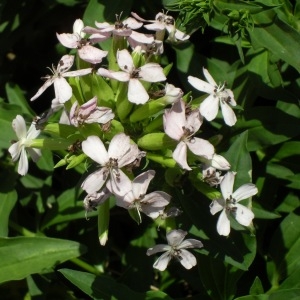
[26,123,40,140]
[144,22,165,31]
[131,12,148,22]
[187,137,214,160]
[210,154,231,170]
[73,19,84,36]
[18,148,29,176]
[178,239,203,250]
[178,249,197,269]
[185,109,202,132]
[116,191,135,208]
[216,209,231,236]
[106,169,132,196]
[129,31,154,44]
[132,170,155,199]
[56,33,78,48]
[173,142,191,171]
[80,97,97,116]
[27,148,41,162]
[97,68,130,82]
[81,168,108,194]
[8,142,22,161]
[78,45,108,64]
[123,17,143,29]
[233,183,258,202]
[119,143,140,167]
[234,203,255,226]
[153,251,172,271]
[167,229,187,247]
[139,63,166,82]
[95,22,114,31]
[141,191,171,208]
[220,171,235,200]
[174,29,190,41]
[113,28,132,37]
[108,133,131,160]
[220,101,237,126]
[12,115,27,139]
[89,32,111,43]
[210,198,225,215]
[82,135,109,165]
[63,68,92,77]
[117,49,134,73]
[57,55,74,73]
[163,100,185,140]
[87,108,115,124]
[128,78,149,104]
[53,77,72,103]
[188,76,215,94]
[30,78,54,101]
[203,68,217,86]
[199,94,219,121]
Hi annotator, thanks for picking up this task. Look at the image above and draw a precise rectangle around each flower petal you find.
[18,148,29,176]
[106,169,132,197]
[202,68,217,86]
[220,171,235,200]
[8,142,22,162]
[78,45,108,64]
[188,76,215,94]
[147,244,171,255]
[216,209,231,236]
[153,251,172,271]
[199,94,219,121]
[27,148,41,162]
[57,55,74,73]
[81,168,108,194]
[233,183,258,202]
[220,101,237,126]
[12,115,27,139]
[178,249,197,269]
[97,68,130,82]
[132,170,155,199]
[82,135,109,165]
[178,239,203,250]
[30,78,54,101]
[56,33,78,48]
[128,78,149,104]
[117,49,134,73]
[54,77,72,103]
[108,133,131,160]
[139,63,166,82]
[187,137,214,160]
[210,198,225,215]
[173,141,191,171]
[234,203,254,226]
[166,229,187,247]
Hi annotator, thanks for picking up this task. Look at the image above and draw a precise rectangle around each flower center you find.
[225,195,237,213]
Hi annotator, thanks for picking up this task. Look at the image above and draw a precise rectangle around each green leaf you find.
[250,276,264,295]
[0,237,86,283]
[0,191,17,237]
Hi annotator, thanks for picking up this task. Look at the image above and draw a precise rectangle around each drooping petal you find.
[187,137,214,160]
[174,29,190,41]
[199,94,219,121]
[30,78,54,101]
[81,168,108,194]
[233,183,258,202]
[63,68,92,77]
[220,171,235,200]
[127,78,149,104]
[220,101,237,126]
[216,209,231,236]
[188,76,215,94]
[140,192,171,218]
[117,49,134,73]
[131,170,155,200]
[147,244,171,255]
[144,22,165,31]
[173,141,191,171]
[27,148,41,162]
[129,31,154,44]
[123,17,143,29]
[8,142,22,162]
[26,123,41,140]
[18,148,29,176]
[12,115,27,139]
[139,63,166,82]
[82,135,109,165]
[97,68,130,82]
[153,251,172,271]
[56,33,78,48]
[166,229,187,247]
[178,239,203,250]
[234,203,255,226]
[78,45,108,64]
[210,198,225,215]
[53,77,72,104]
[87,108,115,124]
[178,249,197,269]
[202,68,217,86]
[106,169,132,197]
[94,21,114,31]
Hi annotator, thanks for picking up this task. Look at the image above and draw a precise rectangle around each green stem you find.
[70,258,102,276]
[9,221,36,237]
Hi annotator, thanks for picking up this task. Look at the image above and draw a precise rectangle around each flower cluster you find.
[8,10,257,271]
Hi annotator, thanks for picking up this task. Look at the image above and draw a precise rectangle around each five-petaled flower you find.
[81,133,140,196]
[97,49,166,104]
[163,99,215,170]
[116,170,171,223]
[56,19,108,64]
[188,68,237,126]
[147,229,203,271]
[210,171,258,236]
[8,115,41,176]
[30,55,92,104]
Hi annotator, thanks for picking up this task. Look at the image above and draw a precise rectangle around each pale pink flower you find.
[81,133,140,196]
[56,19,108,64]
[8,115,41,176]
[30,55,92,104]
[69,97,114,127]
[188,68,237,126]
[147,229,203,271]
[210,172,258,236]
[116,170,171,222]
[97,49,166,104]
[163,99,215,170]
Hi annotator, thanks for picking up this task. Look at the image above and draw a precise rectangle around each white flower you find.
[116,170,171,222]
[210,171,258,236]
[97,49,166,104]
[30,55,92,103]
[163,99,215,170]
[188,68,237,126]
[147,229,203,271]
[69,97,114,127]
[56,19,108,64]
[8,115,41,176]
[81,133,140,196]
